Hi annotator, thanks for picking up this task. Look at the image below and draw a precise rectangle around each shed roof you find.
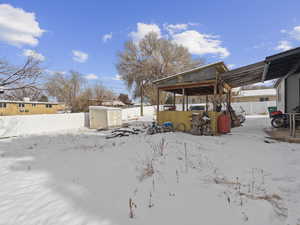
[153,62,229,96]
[262,47,300,81]
[153,62,228,85]
[154,46,300,92]
[220,61,265,88]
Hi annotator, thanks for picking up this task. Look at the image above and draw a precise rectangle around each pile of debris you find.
[190,112,212,136]
[105,127,144,139]
[104,121,175,139]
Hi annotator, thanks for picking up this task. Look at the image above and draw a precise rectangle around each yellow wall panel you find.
[157,111,221,134]
[0,103,65,116]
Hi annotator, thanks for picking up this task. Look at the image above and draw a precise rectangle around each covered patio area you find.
[153,61,265,135]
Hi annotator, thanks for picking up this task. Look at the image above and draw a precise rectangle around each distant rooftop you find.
[0,100,63,104]
[235,89,276,97]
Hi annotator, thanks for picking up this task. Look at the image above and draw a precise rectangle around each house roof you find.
[235,89,276,97]
[102,100,126,106]
[0,100,62,104]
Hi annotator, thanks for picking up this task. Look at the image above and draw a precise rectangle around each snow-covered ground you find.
[0,116,299,225]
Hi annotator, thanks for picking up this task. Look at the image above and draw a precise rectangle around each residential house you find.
[0,99,65,116]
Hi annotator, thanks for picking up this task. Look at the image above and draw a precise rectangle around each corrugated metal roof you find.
[153,61,228,84]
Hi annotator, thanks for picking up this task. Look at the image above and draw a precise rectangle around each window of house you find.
[18,103,25,108]
[46,104,52,108]
[32,103,36,107]
[0,103,7,108]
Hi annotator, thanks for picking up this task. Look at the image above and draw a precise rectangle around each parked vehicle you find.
[189,105,206,111]
[270,106,300,128]
[163,105,176,111]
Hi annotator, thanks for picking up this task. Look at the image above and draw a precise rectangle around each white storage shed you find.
[89,106,122,129]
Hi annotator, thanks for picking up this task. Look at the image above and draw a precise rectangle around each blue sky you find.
[1,0,300,94]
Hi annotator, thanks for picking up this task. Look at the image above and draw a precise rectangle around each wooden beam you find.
[186,95,188,111]
[222,81,232,91]
[173,92,176,108]
[213,84,217,112]
[157,80,216,90]
[182,88,185,111]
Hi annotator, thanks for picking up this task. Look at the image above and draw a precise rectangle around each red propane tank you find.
[218,114,231,134]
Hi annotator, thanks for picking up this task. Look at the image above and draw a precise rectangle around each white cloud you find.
[0,4,44,47]
[280,29,287,33]
[164,23,189,34]
[172,30,230,58]
[102,33,112,42]
[72,50,88,63]
[129,23,229,58]
[23,49,45,61]
[129,23,161,42]
[275,40,293,51]
[45,69,66,75]
[112,74,122,81]
[85,73,98,80]
[290,26,300,41]
[164,23,199,35]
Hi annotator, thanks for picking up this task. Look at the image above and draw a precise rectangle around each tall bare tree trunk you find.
[140,84,144,116]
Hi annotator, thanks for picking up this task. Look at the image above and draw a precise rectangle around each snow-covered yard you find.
[0,116,299,225]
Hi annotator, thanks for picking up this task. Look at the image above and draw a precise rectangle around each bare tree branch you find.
[116,32,204,104]
[0,57,43,92]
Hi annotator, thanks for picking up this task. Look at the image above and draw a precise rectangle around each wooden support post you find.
[227,90,232,112]
[156,88,160,122]
[213,69,220,112]
[182,88,185,111]
[186,95,188,111]
[173,92,176,109]
[213,83,217,111]
[206,95,209,112]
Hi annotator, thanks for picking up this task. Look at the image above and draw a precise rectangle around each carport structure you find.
[153,61,266,134]
[154,46,300,136]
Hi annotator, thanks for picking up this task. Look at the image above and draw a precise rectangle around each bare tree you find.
[0,57,42,92]
[3,87,43,101]
[117,32,203,109]
[45,71,85,112]
[73,87,93,112]
[45,72,116,112]
[93,83,115,102]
